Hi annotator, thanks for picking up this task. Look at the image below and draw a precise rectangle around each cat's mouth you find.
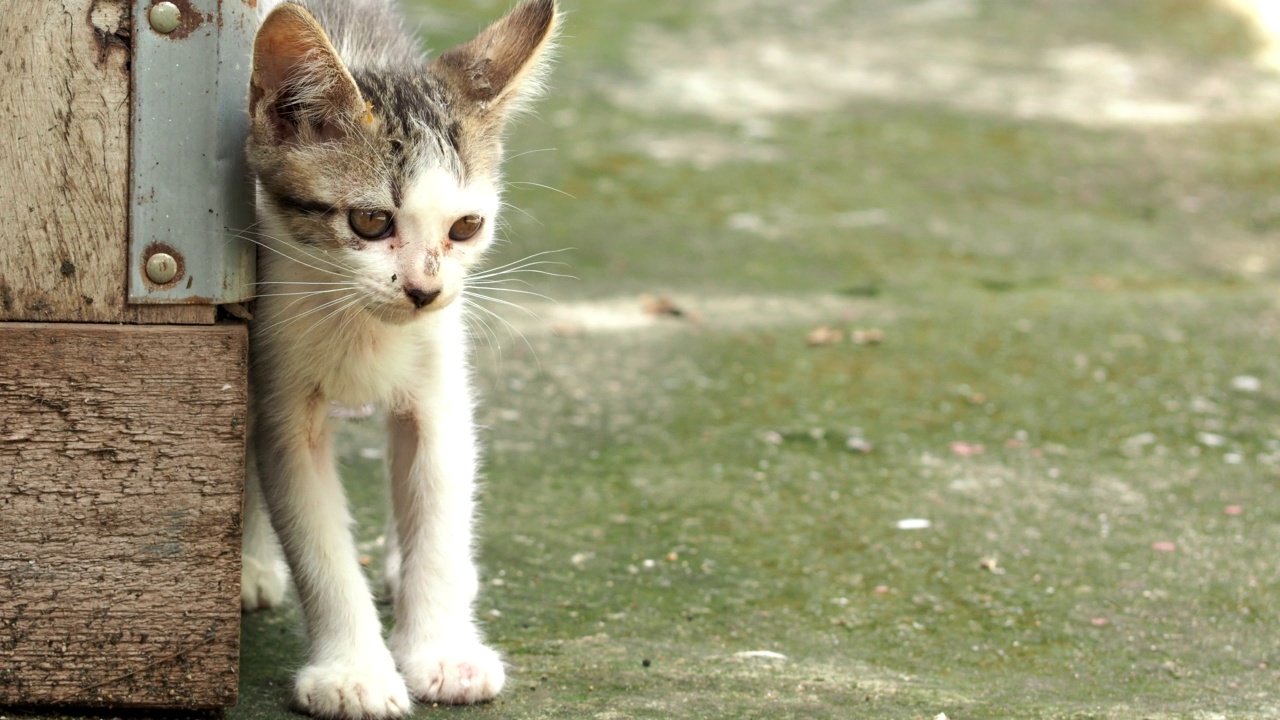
[368,291,457,324]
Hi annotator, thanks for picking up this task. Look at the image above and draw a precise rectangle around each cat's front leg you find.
[386,395,505,704]
[256,391,410,719]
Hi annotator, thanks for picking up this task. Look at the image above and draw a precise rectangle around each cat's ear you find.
[430,0,559,121]
[249,3,368,144]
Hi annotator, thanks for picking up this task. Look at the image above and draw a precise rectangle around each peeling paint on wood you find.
[0,323,246,708]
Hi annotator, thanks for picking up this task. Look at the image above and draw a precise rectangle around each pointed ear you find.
[249,3,368,144]
[430,0,559,119]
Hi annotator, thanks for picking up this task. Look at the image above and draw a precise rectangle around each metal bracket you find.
[129,0,255,305]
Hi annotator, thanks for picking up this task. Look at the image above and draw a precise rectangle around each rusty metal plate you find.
[129,0,255,304]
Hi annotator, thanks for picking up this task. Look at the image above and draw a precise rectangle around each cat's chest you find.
[314,324,427,405]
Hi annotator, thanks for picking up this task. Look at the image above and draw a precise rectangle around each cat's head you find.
[246,0,557,322]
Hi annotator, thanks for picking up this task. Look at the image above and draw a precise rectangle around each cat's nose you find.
[405,287,441,308]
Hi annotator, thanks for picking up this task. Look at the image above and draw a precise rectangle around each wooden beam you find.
[0,0,215,325]
[0,322,246,707]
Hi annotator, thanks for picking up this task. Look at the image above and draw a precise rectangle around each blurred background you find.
[239,2,1280,718]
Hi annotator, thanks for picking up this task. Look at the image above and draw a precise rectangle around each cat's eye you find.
[348,209,394,239]
[449,215,484,242]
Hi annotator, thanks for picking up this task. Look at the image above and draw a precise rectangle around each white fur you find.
[243,166,506,718]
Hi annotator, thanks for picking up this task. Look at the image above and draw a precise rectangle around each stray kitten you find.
[239,1,558,717]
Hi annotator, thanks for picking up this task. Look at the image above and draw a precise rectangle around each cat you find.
[237,1,558,717]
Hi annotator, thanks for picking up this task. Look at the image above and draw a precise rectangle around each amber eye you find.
[348,209,394,239]
[449,215,484,241]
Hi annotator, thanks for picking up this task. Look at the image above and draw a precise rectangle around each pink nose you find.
[405,287,440,308]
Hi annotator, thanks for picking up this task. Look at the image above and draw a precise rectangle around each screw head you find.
[145,252,179,284]
[149,1,182,34]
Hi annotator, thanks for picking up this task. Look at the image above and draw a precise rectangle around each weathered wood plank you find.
[0,322,246,708]
[0,0,215,325]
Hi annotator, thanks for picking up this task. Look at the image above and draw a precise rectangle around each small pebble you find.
[846,436,873,453]
[806,325,844,346]
[641,294,685,317]
[949,441,985,457]
[851,328,885,345]
[1196,432,1227,448]
[895,518,931,530]
[642,658,651,668]
[734,650,788,660]
[1232,375,1261,392]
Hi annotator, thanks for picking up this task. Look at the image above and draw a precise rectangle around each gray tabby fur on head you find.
[246,0,558,250]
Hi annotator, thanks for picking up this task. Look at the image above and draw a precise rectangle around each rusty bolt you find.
[145,252,179,284]
[149,2,182,34]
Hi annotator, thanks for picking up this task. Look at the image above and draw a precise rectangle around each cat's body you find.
[239,2,557,717]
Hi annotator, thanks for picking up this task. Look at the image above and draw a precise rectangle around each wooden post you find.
[0,0,246,709]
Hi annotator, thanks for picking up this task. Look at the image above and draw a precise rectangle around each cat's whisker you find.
[326,292,380,358]
[467,276,534,288]
[212,222,356,276]
[498,201,542,226]
[468,252,575,282]
[505,180,576,199]
[463,284,556,303]
[295,294,365,347]
[330,294,372,344]
[461,301,503,373]
[462,297,540,368]
[253,287,363,299]
[270,282,355,316]
[249,281,360,286]
[470,247,573,273]
[470,258,573,275]
[254,291,358,338]
[469,265,577,282]
[461,290,542,321]
[228,230,354,278]
[504,147,557,162]
[260,293,357,337]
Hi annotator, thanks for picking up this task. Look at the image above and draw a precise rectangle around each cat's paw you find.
[294,661,411,719]
[396,642,505,704]
[241,555,288,611]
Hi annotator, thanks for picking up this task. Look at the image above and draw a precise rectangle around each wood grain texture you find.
[0,0,214,325]
[0,322,247,708]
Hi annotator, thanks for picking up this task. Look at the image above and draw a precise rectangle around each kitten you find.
[238,1,558,717]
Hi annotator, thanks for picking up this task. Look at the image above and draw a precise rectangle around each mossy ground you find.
[10,1,1280,719]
